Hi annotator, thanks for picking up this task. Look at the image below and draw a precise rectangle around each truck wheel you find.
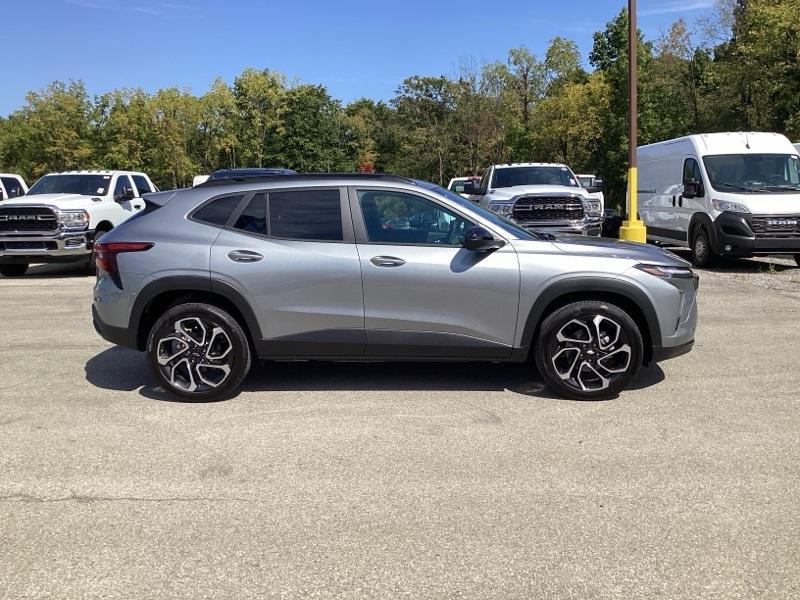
[691,227,715,268]
[535,300,643,401]
[0,263,29,277]
[87,228,111,276]
[146,303,252,402]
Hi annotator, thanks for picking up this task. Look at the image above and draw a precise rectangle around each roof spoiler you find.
[142,190,177,207]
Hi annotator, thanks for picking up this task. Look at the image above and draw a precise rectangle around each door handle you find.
[228,250,263,263]
[370,255,405,267]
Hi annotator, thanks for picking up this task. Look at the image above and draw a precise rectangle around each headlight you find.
[582,198,601,217]
[635,263,696,279]
[489,202,513,216]
[58,210,89,229]
[712,199,750,213]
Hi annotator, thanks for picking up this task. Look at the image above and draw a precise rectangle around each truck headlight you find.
[712,199,750,213]
[58,210,90,229]
[489,202,513,216]
[582,198,601,217]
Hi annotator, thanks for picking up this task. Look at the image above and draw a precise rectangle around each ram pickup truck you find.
[465,163,603,236]
[0,170,157,277]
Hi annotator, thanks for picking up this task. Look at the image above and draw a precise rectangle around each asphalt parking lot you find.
[1,256,799,600]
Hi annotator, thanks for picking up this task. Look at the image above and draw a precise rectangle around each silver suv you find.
[92,174,698,401]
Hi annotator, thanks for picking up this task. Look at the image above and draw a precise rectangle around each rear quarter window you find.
[192,194,246,227]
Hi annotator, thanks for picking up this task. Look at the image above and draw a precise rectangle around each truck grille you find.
[0,207,59,232]
[750,215,800,238]
[0,241,58,251]
[512,196,584,223]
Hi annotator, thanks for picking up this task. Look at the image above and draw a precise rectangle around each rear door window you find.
[233,193,267,235]
[132,175,153,196]
[268,189,343,241]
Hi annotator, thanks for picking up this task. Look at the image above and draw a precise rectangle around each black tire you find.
[87,228,111,276]
[0,263,29,277]
[691,227,715,268]
[146,303,252,402]
[534,300,643,401]
[794,254,800,268]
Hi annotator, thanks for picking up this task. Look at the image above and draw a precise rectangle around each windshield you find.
[419,182,538,240]
[27,174,112,196]
[703,154,800,193]
[492,166,579,189]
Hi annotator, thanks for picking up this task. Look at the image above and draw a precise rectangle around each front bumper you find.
[519,218,603,237]
[711,212,800,256]
[0,229,94,262]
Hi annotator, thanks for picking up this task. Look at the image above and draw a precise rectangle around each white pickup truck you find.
[0,170,157,277]
[465,162,603,236]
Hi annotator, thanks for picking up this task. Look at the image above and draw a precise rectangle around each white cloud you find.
[640,0,715,17]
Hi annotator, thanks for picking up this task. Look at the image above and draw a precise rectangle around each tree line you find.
[1,0,798,206]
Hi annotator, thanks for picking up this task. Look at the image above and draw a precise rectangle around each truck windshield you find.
[492,166,579,189]
[703,154,800,193]
[27,174,112,196]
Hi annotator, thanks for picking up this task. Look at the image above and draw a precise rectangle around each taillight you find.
[94,241,154,288]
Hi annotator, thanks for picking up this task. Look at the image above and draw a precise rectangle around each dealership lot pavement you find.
[1,257,799,600]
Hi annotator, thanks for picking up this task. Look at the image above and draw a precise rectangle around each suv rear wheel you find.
[146,303,252,401]
[535,300,643,400]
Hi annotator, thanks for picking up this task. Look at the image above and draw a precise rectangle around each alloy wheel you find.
[550,315,632,392]
[156,317,234,393]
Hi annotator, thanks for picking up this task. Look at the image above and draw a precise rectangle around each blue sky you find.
[0,0,716,116]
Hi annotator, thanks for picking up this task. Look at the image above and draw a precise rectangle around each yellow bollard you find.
[619,166,646,242]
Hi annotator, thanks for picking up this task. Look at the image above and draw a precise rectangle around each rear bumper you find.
[712,212,800,255]
[92,304,138,350]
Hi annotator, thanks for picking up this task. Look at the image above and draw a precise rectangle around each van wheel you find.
[0,263,28,277]
[535,300,643,401]
[146,303,252,402]
[691,227,715,268]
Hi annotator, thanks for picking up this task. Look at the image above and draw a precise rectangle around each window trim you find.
[348,185,478,248]
[189,186,354,244]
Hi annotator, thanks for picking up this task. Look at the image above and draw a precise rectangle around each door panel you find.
[210,229,365,356]
[350,186,520,357]
[358,243,520,356]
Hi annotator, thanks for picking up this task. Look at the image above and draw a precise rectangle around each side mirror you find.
[683,178,701,198]
[463,226,506,252]
[9,187,21,198]
[586,185,603,194]
[462,182,477,194]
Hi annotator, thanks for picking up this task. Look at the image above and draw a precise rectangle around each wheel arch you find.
[688,212,716,250]
[131,276,262,351]
[520,278,661,364]
[95,220,115,234]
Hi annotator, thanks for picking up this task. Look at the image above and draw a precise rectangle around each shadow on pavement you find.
[666,248,798,273]
[84,346,665,403]
[0,262,91,280]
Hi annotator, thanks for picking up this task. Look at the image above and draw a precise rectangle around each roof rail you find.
[194,172,418,189]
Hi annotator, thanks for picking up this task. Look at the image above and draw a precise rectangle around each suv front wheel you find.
[146,303,252,401]
[535,301,643,400]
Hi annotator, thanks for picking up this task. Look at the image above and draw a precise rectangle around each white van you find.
[638,132,800,267]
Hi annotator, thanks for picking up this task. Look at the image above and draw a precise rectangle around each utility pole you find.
[619,0,646,242]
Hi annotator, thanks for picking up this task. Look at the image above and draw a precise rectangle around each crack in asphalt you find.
[0,491,251,504]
